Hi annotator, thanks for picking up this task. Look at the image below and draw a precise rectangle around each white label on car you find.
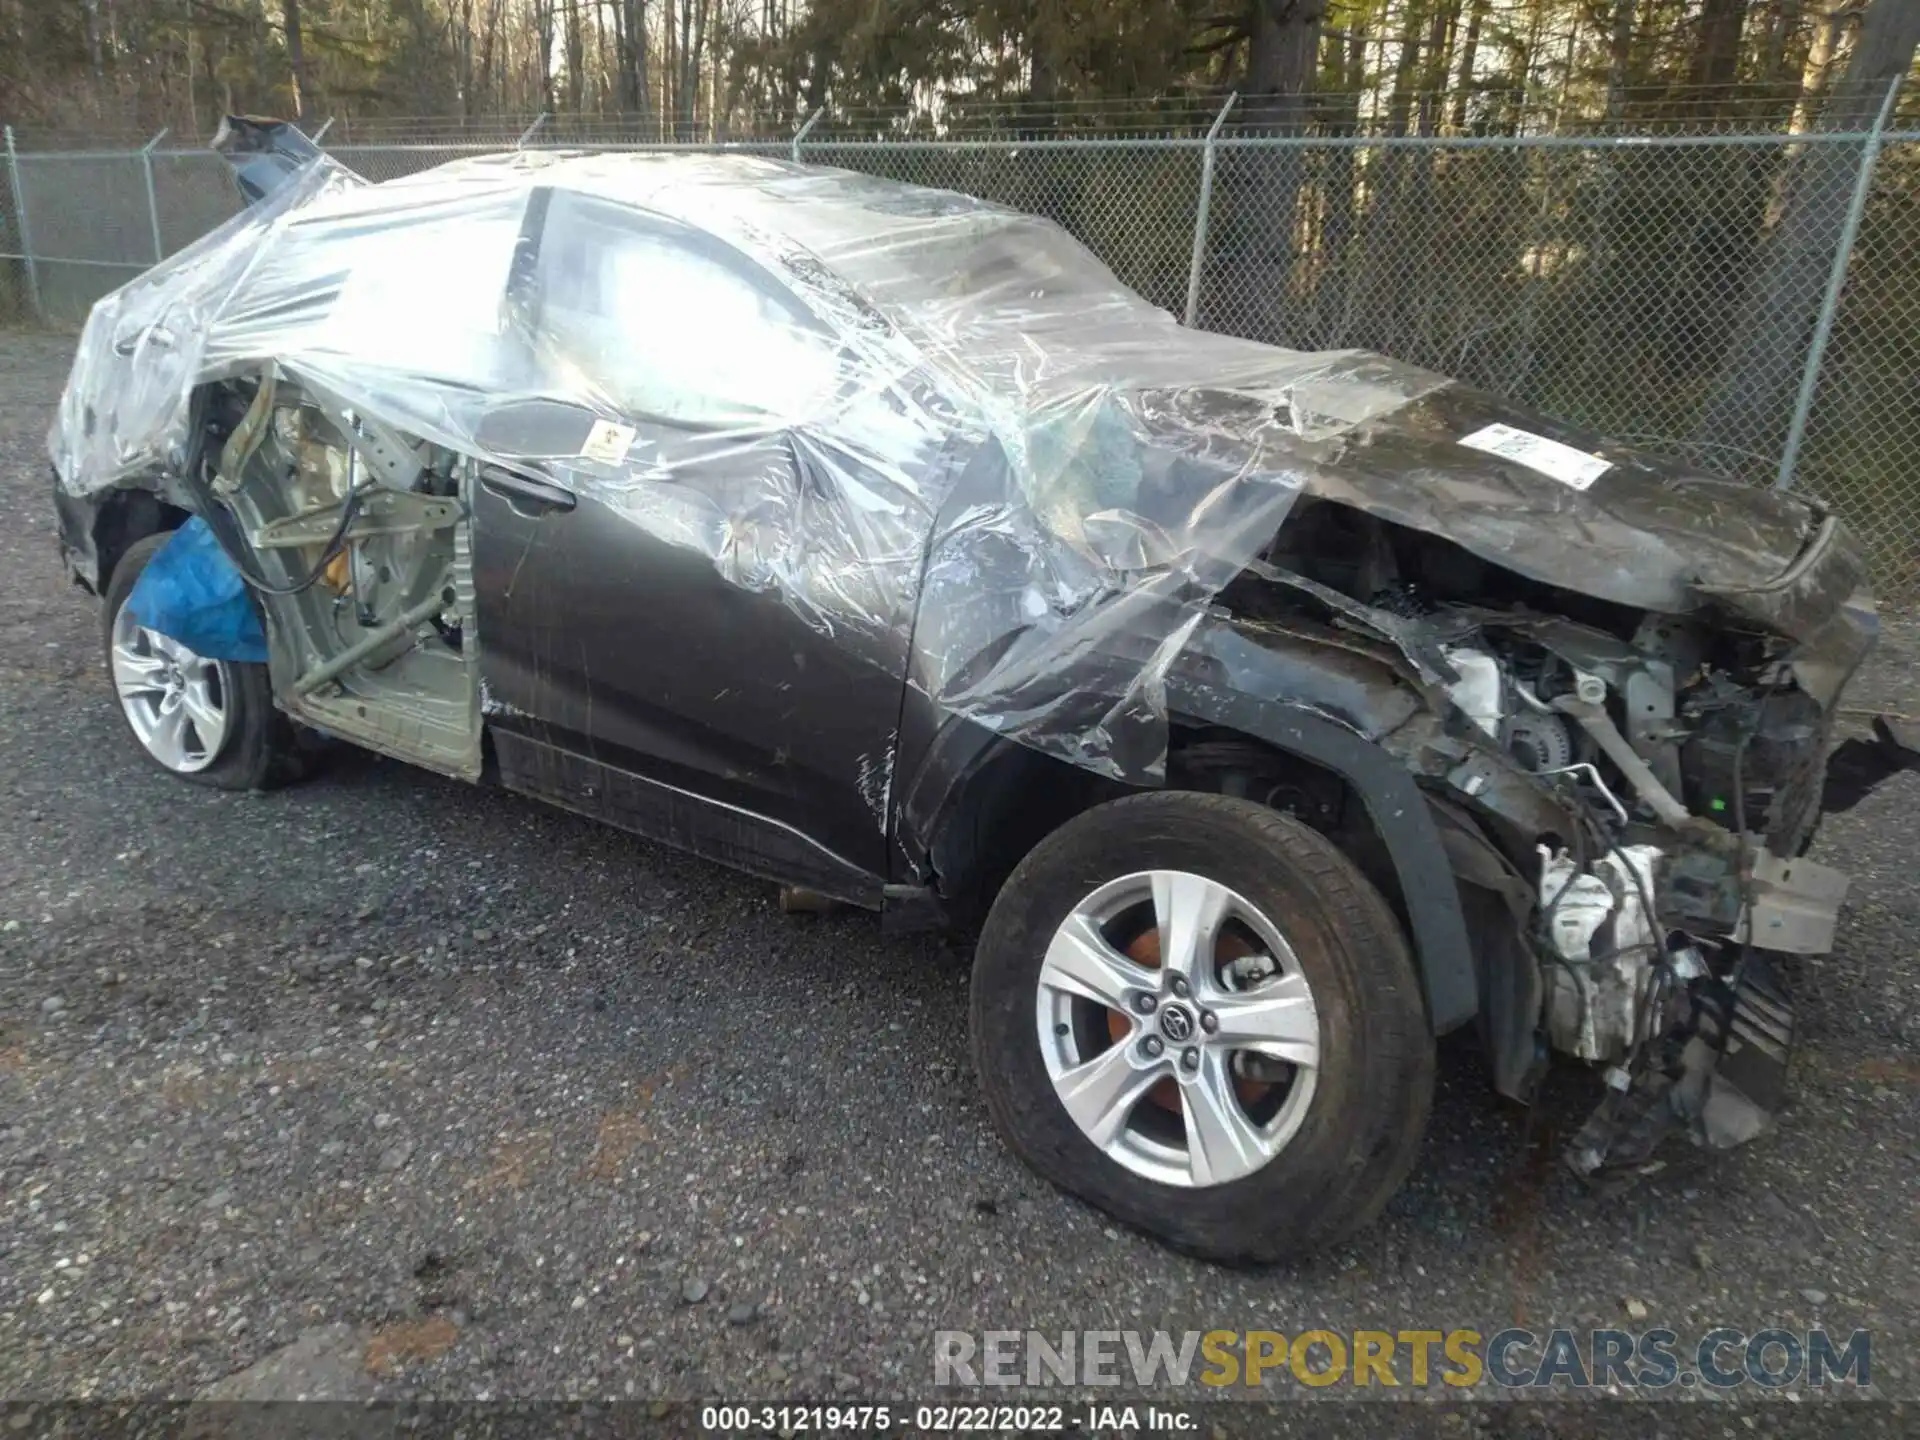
[1458,422,1611,490]
[580,419,637,465]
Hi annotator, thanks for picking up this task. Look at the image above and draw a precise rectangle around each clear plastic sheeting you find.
[53,143,1450,785]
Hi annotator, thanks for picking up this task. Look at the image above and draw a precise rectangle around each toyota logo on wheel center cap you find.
[1158,1004,1195,1043]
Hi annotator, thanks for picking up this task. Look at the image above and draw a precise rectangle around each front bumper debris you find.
[1568,949,1797,1180]
[1542,803,1859,1181]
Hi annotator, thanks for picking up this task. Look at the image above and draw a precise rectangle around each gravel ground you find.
[1,329,1916,1429]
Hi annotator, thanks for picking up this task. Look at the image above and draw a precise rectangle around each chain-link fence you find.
[4,111,1918,598]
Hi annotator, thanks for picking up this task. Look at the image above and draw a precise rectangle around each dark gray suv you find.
[49,118,1894,1262]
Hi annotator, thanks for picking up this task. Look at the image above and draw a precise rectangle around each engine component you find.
[1658,847,1744,931]
[1439,646,1587,780]
[1504,712,1572,772]
[1738,850,1849,955]
[1441,645,1503,740]
[1537,843,1663,1062]
[1539,761,1629,824]
[1656,837,1847,954]
[1680,685,1828,853]
[1552,679,1694,830]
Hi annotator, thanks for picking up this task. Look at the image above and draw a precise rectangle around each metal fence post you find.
[140,127,169,264]
[3,124,40,321]
[792,107,824,164]
[1775,74,1903,491]
[1184,92,1236,328]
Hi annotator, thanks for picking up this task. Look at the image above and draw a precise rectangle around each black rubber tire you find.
[970,791,1435,1265]
[101,531,314,791]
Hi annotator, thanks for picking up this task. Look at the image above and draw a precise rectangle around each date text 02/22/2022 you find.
[698,1404,1198,1432]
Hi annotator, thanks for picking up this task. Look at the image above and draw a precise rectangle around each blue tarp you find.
[125,517,270,663]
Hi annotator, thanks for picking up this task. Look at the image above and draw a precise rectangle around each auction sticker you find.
[1458,422,1610,490]
[581,419,638,465]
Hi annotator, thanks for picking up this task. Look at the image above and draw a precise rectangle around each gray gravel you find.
[1,330,1916,1422]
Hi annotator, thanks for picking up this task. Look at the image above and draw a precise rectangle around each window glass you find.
[535,196,841,429]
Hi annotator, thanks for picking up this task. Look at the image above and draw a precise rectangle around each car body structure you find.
[47,117,1898,1262]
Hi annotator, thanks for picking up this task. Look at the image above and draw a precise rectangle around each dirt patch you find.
[363,1316,460,1377]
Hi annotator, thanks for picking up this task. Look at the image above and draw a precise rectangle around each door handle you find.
[479,463,578,515]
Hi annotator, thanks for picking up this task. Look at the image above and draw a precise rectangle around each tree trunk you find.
[663,0,677,131]
[479,0,504,113]
[1385,0,1425,138]
[281,0,307,119]
[186,28,199,134]
[806,34,831,112]
[532,0,557,113]
[1762,0,1804,88]
[1319,11,1369,344]
[1415,0,1460,135]
[677,0,699,134]
[1690,0,1751,88]
[612,0,648,122]
[251,0,272,109]
[455,0,474,125]
[596,1,613,115]
[1245,0,1325,129]
[1789,0,1849,134]
[566,0,585,113]
[690,0,708,134]
[1694,0,1920,470]
[1214,1,1325,335]
[635,0,650,127]
[1604,0,1635,121]
[1449,0,1489,132]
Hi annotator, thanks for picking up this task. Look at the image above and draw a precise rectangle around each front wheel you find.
[970,792,1434,1264]
[102,531,313,790]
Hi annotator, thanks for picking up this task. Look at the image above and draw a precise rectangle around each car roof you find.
[397,149,1014,237]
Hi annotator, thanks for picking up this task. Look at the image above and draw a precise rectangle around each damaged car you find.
[48,118,1901,1263]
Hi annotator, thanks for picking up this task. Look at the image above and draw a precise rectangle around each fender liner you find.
[1169,682,1480,1034]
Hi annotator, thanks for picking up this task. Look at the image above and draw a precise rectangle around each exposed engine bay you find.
[195,374,482,779]
[1235,498,1879,1179]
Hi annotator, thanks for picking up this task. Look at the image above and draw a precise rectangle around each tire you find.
[970,791,1434,1264]
[102,530,315,791]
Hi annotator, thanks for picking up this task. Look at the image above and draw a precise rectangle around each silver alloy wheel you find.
[109,600,232,774]
[1034,869,1320,1189]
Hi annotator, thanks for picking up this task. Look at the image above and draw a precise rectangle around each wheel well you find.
[93,490,189,595]
[930,727,1409,936]
[927,741,1135,925]
[1166,730,1408,933]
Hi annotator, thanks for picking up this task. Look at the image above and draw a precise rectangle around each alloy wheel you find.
[1034,869,1321,1189]
[109,601,233,774]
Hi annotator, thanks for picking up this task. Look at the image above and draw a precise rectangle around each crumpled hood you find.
[1301,384,1845,620]
[1119,372,1865,649]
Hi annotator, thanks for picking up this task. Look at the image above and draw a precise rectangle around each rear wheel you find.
[102,531,313,790]
[970,791,1433,1263]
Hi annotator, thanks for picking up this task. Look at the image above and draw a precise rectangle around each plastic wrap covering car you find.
[51,146,1450,784]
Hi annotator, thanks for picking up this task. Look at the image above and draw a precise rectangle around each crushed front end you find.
[1228,473,1887,1180]
[1432,539,1873,1177]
